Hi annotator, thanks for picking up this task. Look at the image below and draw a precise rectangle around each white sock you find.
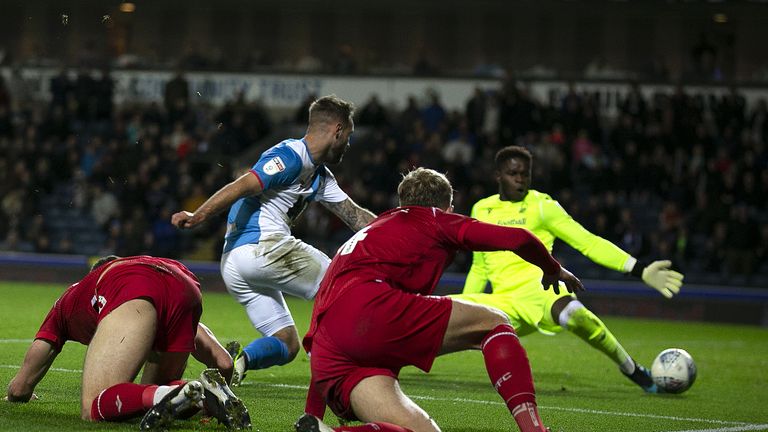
[152,385,177,405]
[620,358,636,375]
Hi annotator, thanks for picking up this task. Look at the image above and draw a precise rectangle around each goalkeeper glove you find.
[630,260,684,299]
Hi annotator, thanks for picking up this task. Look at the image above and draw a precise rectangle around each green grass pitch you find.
[1,281,767,431]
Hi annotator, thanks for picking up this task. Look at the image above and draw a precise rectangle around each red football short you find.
[310,281,452,420]
[97,263,202,352]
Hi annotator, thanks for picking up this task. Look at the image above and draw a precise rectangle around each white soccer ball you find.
[651,348,697,394]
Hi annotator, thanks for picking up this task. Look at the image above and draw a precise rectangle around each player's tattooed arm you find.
[322,198,376,231]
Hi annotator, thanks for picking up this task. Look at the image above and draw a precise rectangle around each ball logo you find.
[263,157,286,176]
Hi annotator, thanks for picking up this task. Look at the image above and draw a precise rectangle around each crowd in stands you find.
[0,71,766,286]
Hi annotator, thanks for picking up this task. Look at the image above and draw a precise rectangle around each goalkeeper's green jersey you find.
[463,190,634,294]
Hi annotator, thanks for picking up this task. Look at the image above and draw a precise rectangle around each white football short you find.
[220,235,331,336]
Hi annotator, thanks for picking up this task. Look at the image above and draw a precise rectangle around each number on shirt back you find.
[339,226,371,255]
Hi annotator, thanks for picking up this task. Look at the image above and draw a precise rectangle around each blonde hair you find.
[397,168,453,209]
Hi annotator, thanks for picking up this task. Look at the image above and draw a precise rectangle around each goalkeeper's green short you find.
[450,279,574,336]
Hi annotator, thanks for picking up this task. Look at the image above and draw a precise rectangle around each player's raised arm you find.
[172,171,263,229]
[321,197,376,231]
[541,199,683,298]
[6,339,59,402]
[461,220,584,293]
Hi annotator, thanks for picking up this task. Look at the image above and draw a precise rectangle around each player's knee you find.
[401,413,440,432]
[483,305,510,329]
[284,339,300,363]
[272,327,301,364]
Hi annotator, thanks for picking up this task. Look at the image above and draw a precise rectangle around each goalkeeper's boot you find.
[622,361,661,393]
[295,413,334,432]
[140,380,204,431]
[226,340,248,387]
[200,368,252,430]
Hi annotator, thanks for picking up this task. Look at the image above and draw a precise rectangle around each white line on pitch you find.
[0,339,33,343]
[1,365,762,429]
[253,382,754,427]
[0,364,81,373]
[668,425,768,432]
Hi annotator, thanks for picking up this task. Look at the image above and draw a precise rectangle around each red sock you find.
[335,423,413,432]
[91,383,155,421]
[481,324,546,432]
[512,402,547,432]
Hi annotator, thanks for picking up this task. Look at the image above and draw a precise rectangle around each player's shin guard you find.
[481,324,546,432]
[91,383,156,421]
[559,301,634,373]
[243,336,291,370]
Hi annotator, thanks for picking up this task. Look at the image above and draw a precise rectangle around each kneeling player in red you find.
[297,168,583,432]
[5,255,250,431]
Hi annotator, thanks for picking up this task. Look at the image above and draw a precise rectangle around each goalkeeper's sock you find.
[91,383,172,421]
[242,336,291,370]
[559,301,635,374]
[481,324,547,431]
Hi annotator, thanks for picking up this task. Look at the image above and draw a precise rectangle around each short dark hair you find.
[308,94,355,127]
[397,168,453,209]
[91,255,120,271]
[495,145,532,168]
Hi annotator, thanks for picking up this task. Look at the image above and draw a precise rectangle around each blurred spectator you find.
[413,47,438,76]
[690,32,722,82]
[357,95,389,129]
[725,205,759,275]
[333,44,358,74]
[465,87,486,135]
[164,69,190,123]
[442,119,474,166]
[91,184,119,228]
[8,66,33,112]
[420,90,446,134]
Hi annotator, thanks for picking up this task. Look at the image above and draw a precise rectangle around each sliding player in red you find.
[6,255,250,431]
[297,168,583,432]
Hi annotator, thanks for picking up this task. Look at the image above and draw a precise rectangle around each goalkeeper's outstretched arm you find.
[542,199,684,298]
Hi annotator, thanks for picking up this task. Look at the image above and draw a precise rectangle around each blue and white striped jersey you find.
[223,138,349,253]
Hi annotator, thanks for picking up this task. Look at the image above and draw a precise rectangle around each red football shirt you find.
[35,256,199,351]
[304,206,559,352]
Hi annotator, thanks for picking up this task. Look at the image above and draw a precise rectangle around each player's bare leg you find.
[349,375,439,432]
[81,298,158,420]
[140,351,191,385]
[439,298,509,353]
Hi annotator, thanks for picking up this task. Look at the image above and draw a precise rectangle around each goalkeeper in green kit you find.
[453,145,684,393]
